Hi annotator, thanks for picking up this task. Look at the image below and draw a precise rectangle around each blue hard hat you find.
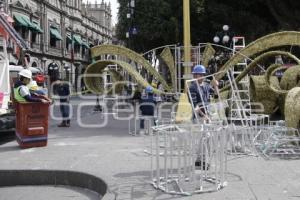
[145,86,153,93]
[192,65,206,74]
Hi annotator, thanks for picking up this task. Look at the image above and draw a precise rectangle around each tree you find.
[116,0,300,52]
[116,0,181,52]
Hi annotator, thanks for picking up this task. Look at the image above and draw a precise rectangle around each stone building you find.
[6,0,112,89]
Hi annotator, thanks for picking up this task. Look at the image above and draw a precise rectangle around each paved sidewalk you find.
[0,112,299,200]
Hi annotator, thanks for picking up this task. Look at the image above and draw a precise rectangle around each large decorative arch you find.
[84,60,162,94]
[160,47,176,89]
[90,44,172,92]
[216,31,300,80]
[220,50,300,92]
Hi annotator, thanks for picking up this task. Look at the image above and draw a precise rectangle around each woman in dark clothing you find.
[55,79,71,127]
[139,86,156,134]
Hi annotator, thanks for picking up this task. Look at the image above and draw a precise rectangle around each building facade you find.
[7,0,112,89]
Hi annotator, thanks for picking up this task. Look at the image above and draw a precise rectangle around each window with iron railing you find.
[81,47,86,57]
[14,26,29,41]
[28,39,40,50]
[66,40,70,51]
[46,43,63,55]
[31,32,38,44]
[74,43,80,54]
[50,37,60,48]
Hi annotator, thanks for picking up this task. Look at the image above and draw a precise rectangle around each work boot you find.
[94,105,102,112]
[66,120,70,127]
[195,159,210,171]
[58,121,67,127]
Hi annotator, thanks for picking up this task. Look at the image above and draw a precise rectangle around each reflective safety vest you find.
[14,86,27,102]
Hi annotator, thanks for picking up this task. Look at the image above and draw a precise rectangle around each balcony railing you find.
[74,52,82,60]
[48,46,62,56]
[64,48,71,59]
[31,42,40,51]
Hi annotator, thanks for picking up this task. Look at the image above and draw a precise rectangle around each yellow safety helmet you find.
[28,80,38,91]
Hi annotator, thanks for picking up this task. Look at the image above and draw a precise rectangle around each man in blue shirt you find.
[188,64,219,170]
[189,65,218,121]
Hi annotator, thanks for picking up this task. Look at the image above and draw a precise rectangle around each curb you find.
[0,169,107,199]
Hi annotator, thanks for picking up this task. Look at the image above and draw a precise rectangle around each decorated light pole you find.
[183,0,191,76]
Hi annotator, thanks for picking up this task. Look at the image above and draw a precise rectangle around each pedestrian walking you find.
[55,79,71,127]
[139,86,156,134]
[94,95,102,112]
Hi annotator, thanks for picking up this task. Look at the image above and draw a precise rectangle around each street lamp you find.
[222,25,229,31]
[213,25,233,47]
[126,0,135,38]
[210,25,235,74]
[64,63,70,81]
[213,36,220,43]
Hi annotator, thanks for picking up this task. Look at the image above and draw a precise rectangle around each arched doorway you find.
[32,62,37,68]
[48,62,60,83]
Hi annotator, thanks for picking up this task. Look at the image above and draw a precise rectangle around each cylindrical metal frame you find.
[150,124,228,196]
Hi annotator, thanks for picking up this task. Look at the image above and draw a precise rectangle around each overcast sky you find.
[83,0,119,25]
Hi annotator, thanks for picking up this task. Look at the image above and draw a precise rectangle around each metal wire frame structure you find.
[253,121,300,160]
[185,70,259,156]
[150,124,228,196]
[134,42,300,196]
[148,70,299,196]
[142,42,265,94]
[146,71,234,195]
[185,70,229,125]
[87,42,300,195]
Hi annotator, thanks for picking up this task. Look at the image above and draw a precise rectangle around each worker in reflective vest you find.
[14,69,47,103]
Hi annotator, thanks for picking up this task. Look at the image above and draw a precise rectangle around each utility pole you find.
[183,0,191,76]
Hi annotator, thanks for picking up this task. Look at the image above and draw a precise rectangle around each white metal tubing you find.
[151,124,228,195]
[150,127,154,181]
[163,130,168,191]
[226,70,247,126]
[155,128,160,187]
[186,70,229,124]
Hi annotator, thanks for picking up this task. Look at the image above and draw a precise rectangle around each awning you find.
[82,39,90,49]
[0,13,29,49]
[73,34,82,45]
[13,14,28,27]
[31,22,43,33]
[50,27,62,40]
[21,15,36,29]
[13,14,42,33]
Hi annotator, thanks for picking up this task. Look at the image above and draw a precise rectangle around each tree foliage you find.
[116,0,300,52]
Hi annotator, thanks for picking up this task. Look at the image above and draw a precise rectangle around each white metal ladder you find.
[230,36,251,124]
